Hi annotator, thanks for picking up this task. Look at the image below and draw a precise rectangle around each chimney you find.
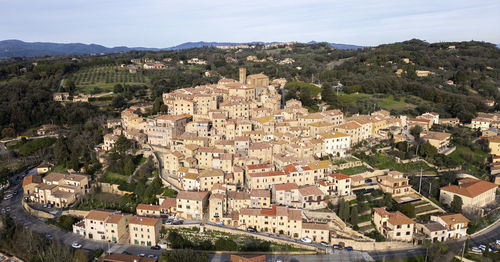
[239,68,247,84]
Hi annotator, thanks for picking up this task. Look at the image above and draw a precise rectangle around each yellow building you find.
[246,171,287,190]
[29,172,90,207]
[176,191,209,220]
[72,210,131,244]
[439,178,498,210]
[377,171,411,197]
[373,207,415,242]
[199,169,225,191]
[488,136,500,156]
[283,161,330,186]
[136,204,162,217]
[129,216,162,247]
[421,131,451,152]
[334,121,366,145]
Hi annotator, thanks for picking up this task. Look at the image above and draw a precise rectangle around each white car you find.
[300,237,312,243]
[478,244,486,251]
[71,242,82,249]
[471,247,481,253]
[496,240,500,245]
[3,194,13,200]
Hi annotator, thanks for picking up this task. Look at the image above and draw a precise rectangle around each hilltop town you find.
[1,40,500,262]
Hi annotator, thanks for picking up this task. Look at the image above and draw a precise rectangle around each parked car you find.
[151,245,161,250]
[300,237,312,243]
[172,220,184,225]
[216,221,224,226]
[246,227,257,233]
[3,194,13,200]
[489,245,497,251]
[148,255,158,259]
[471,247,481,253]
[46,234,53,240]
[345,246,354,251]
[496,240,500,246]
[479,244,486,251]
[71,242,82,249]
[320,241,329,247]
[5,207,10,212]
[332,244,343,250]
[164,219,174,225]
[139,253,145,257]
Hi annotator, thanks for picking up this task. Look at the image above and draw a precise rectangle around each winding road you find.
[2,177,500,261]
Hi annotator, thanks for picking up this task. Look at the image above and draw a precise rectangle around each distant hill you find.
[0,39,162,58]
[329,43,365,50]
[306,41,364,50]
[0,39,365,58]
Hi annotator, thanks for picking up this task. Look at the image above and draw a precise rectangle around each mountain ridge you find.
[0,39,364,58]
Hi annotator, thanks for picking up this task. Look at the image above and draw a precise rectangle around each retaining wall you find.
[162,223,319,252]
[22,200,55,219]
[61,209,89,218]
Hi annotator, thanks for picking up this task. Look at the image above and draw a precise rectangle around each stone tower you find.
[239,68,246,84]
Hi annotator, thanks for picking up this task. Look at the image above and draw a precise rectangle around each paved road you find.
[2,178,500,261]
[0,134,58,144]
[0,182,164,258]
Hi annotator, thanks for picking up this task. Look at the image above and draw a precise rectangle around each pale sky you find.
[1,0,499,47]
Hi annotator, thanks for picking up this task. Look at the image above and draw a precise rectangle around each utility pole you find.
[460,239,467,261]
[418,167,423,194]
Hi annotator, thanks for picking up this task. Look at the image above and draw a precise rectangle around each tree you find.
[54,136,70,166]
[160,104,169,113]
[410,125,423,139]
[69,152,80,171]
[342,201,350,222]
[124,158,135,176]
[450,195,463,213]
[350,206,358,226]
[338,198,346,220]
[114,135,132,155]
[321,83,337,106]
[384,193,393,210]
[1,127,15,138]
[111,95,126,108]
[113,83,123,93]
[215,238,237,251]
[163,249,208,262]
[0,168,9,186]
[327,201,335,211]
[419,141,438,159]
[152,97,163,114]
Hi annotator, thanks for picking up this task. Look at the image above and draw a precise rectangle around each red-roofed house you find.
[439,178,498,209]
[373,207,415,242]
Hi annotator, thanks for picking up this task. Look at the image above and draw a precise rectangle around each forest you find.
[0,39,499,139]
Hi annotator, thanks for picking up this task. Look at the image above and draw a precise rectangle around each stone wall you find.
[329,237,414,251]
[331,160,363,170]
[97,182,133,195]
[162,223,319,252]
[61,209,89,218]
[22,200,55,219]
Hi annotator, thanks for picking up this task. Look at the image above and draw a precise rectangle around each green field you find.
[358,153,435,174]
[338,166,370,175]
[102,169,128,183]
[68,66,149,93]
[337,93,419,112]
